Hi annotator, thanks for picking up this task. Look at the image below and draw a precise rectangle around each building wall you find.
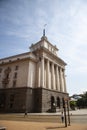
[33,88,68,113]
[16,60,29,87]
[0,87,34,113]
[0,60,29,88]
[41,88,68,112]
[0,87,68,113]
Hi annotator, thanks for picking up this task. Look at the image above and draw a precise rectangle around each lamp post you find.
[67,99,71,126]
[63,98,67,127]
[64,97,71,126]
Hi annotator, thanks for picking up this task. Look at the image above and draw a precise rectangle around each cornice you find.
[33,46,67,66]
[0,52,37,65]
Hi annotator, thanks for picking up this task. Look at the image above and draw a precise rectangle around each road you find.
[0,114,87,124]
[70,115,87,124]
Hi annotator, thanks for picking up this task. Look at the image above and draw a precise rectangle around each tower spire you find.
[43,28,45,36]
[43,24,47,37]
[41,24,47,40]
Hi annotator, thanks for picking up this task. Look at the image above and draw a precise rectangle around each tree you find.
[70,100,76,110]
[77,91,87,108]
[82,91,87,99]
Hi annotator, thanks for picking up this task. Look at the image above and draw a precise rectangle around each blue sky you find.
[0,0,87,95]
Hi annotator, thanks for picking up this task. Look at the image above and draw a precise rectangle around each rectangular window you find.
[13,80,16,87]
[0,68,2,73]
[14,72,17,78]
[6,73,9,79]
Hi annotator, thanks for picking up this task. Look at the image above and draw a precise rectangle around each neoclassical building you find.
[0,33,68,113]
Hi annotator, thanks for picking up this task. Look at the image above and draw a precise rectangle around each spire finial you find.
[43,29,45,36]
[41,24,47,40]
[43,24,47,36]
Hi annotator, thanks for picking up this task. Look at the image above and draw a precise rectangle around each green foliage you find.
[77,91,87,108]
[70,100,76,110]
[83,91,87,98]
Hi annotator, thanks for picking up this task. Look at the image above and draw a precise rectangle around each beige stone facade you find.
[0,35,68,113]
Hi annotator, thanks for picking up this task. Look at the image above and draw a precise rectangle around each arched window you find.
[62,97,65,108]
[51,96,55,107]
[57,97,60,108]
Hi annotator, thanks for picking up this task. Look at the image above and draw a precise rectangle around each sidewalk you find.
[26,108,87,116]
[0,120,87,130]
[69,109,87,115]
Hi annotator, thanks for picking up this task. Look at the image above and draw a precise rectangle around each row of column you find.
[37,57,67,93]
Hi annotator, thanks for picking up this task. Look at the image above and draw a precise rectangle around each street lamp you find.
[67,99,71,126]
[64,98,71,126]
[63,98,67,127]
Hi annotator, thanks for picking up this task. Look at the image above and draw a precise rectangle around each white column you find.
[41,57,44,88]
[61,69,65,92]
[54,65,56,90]
[49,62,51,89]
[63,69,67,93]
[60,68,63,92]
[58,66,61,91]
[55,65,58,90]
[56,65,60,91]
[51,62,55,89]
[46,59,50,89]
